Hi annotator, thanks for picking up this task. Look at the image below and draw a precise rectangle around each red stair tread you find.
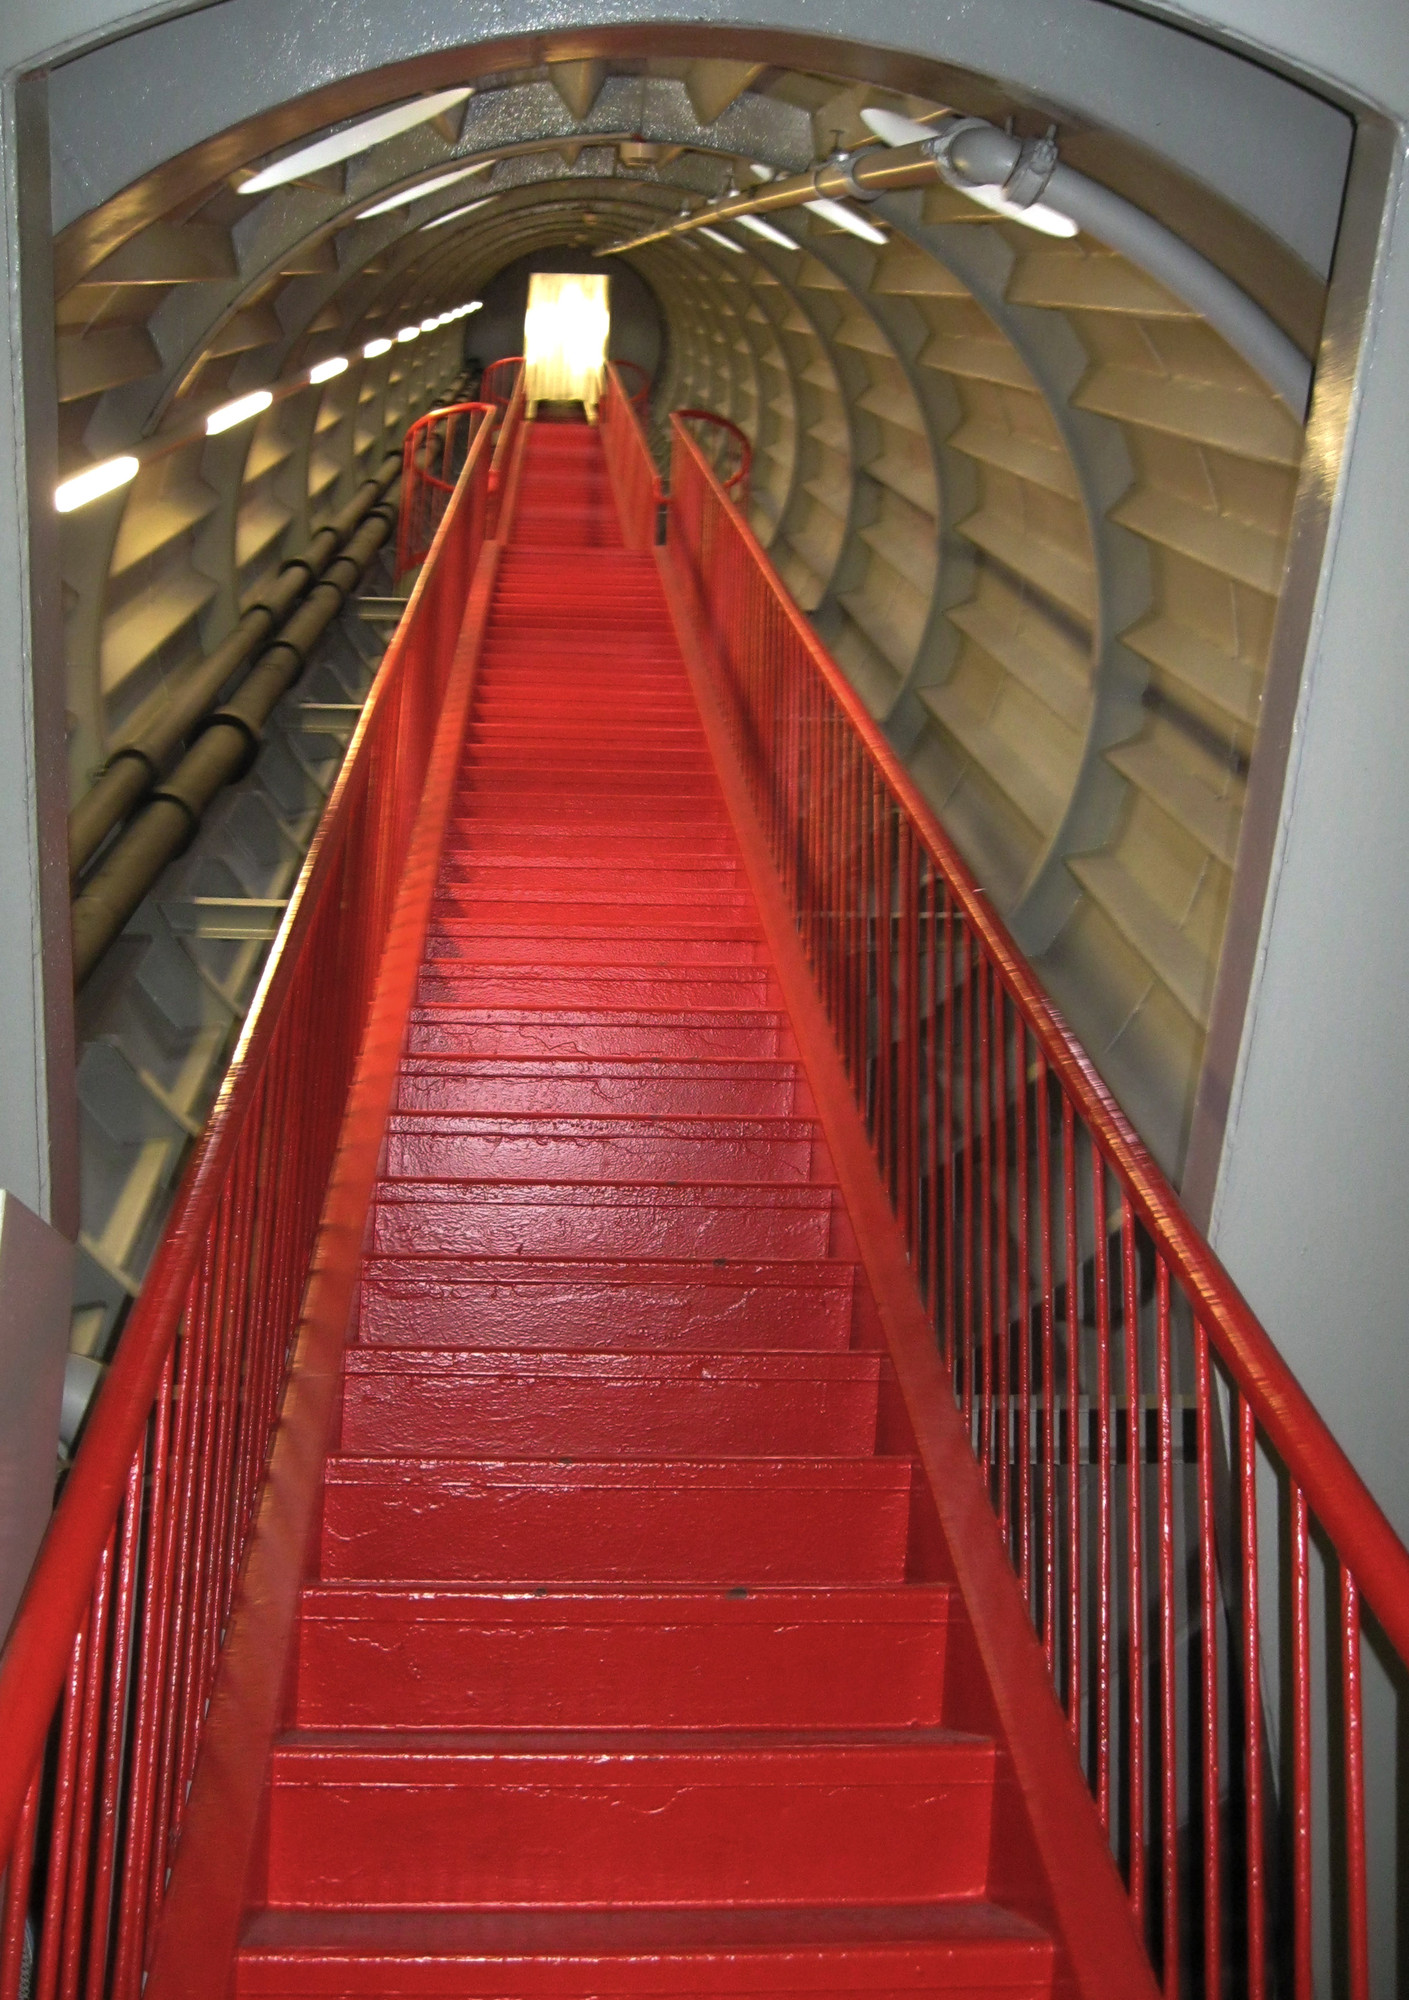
[233,421,1057,1997]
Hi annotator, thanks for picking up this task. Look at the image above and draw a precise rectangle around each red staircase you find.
[234,423,1058,1994]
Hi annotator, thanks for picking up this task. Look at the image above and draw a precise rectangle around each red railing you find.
[394,399,491,578]
[667,414,1409,1998]
[675,408,751,501]
[599,362,660,551]
[0,415,496,2000]
[487,364,527,537]
[483,354,650,413]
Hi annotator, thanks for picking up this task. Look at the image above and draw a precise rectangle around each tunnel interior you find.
[46,22,1361,1360]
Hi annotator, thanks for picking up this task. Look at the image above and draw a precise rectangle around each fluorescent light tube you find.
[308,355,349,383]
[419,197,492,231]
[239,90,474,195]
[697,225,745,254]
[362,337,392,358]
[205,389,274,434]
[396,325,420,343]
[55,455,139,512]
[736,212,798,249]
[357,160,491,220]
[804,198,887,245]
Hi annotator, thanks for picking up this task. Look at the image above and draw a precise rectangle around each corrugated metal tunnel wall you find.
[55,42,1331,1230]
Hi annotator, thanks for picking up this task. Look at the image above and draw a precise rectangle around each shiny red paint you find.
[665,413,1409,1989]
[4,390,1404,2000]
[0,407,499,2000]
[396,401,494,577]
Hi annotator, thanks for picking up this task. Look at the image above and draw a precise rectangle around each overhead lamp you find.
[749,164,775,181]
[420,196,492,231]
[804,198,887,245]
[357,160,492,220]
[205,389,274,435]
[736,213,798,250]
[419,316,440,332]
[308,355,349,383]
[396,325,420,343]
[363,336,393,358]
[859,106,1078,238]
[55,455,139,513]
[697,225,745,254]
[238,89,475,196]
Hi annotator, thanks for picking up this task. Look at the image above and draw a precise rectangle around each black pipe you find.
[70,502,397,988]
[68,452,402,878]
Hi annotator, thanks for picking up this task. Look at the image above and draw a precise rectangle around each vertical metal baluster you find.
[977,956,993,1481]
[1037,1053,1056,1666]
[59,1537,115,2000]
[1014,1018,1032,1608]
[1195,1321,1222,1998]
[35,1623,89,2000]
[941,888,956,1381]
[993,977,1011,1545]
[1063,1096,1081,1744]
[83,1458,145,2000]
[1239,1396,1266,1999]
[1092,1150,1113,1836]
[1155,1261,1178,1997]
[1342,1567,1369,2000]
[0,1773,40,2000]
[1290,1484,1312,2000]
[1121,1196,1145,1928]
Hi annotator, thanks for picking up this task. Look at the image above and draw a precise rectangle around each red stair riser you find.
[338,1349,880,1456]
[368,1181,839,1260]
[264,1735,996,1909]
[382,1116,824,1185]
[394,1063,802,1118]
[356,1266,856,1351]
[405,1011,792,1060]
[318,1457,913,1585]
[294,1588,950,1732]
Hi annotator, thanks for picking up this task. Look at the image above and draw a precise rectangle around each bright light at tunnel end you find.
[55,455,139,513]
[205,389,275,435]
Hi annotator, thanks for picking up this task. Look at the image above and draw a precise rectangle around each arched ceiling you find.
[54,33,1336,1177]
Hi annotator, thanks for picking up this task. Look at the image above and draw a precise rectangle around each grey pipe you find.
[70,503,396,988]
[937,121,1313,417]
[602,120,1313,417]
[69,451,402,878]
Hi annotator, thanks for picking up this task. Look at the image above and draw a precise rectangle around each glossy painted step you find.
[406,1008,793,1061]
[357,1258,857,1351]
[237,1901,1054,1998]
[423,932,771,969]
[415,969,780,1010]
[339,1349,881,1455]
[383,1112,826,1184]
[264,1729,996,1909]
[394,1058,804,1118]
[369,1177,840,1260]
[319,1457,913,1584]
[294,1586,951,1732]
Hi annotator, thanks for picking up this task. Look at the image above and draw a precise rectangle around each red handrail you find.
[0,416,497,1998]
[666,413,1409,1993]
[675,408,751,500]
[395,400,492,578]
[598,362,659,551]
